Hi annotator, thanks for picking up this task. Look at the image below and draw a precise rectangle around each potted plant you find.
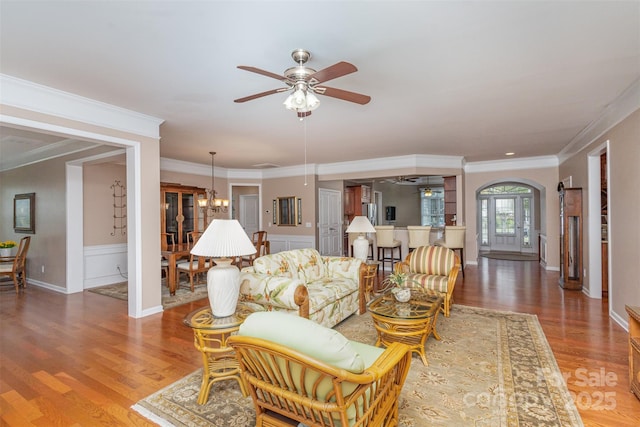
[0,240,17,257]
[382,271,412,302]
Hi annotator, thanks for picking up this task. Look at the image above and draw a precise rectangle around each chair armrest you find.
[364,342,412,383]
[394,261,410,275]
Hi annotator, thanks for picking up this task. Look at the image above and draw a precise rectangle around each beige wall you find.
[374,181,422,226]
[262,175,317,236]
[1,156,70,287]
[463,166,560,267]
[560,109,640,318]
[84,163,127,245]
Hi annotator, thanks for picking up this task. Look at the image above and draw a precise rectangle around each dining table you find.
[161,243,193,295]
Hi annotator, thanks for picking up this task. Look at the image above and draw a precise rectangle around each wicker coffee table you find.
[368,288,443,365]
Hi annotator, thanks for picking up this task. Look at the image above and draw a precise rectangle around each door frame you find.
[476,180,543,256]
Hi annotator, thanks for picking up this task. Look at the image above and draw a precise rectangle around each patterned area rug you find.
[87,281,208,310]
[132,305,583,427]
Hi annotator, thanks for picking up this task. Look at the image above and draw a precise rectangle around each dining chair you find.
[161,232,176,279]
[241,231,267,267]
[0,236,31,293]
[186,231,202,244]
[176,255,213,292]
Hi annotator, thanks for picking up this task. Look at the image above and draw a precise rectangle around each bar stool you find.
[407,225,432,252]
[374,226,402,271]
[434,225,466,277]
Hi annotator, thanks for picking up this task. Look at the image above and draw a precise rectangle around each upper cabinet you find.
[345,185,371,223]
[161,183,206,244]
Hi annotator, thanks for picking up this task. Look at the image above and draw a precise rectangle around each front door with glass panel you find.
[479,185,534,253]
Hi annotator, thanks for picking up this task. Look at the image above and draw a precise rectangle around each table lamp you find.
[346,216,376,261]
[190,219,256,317]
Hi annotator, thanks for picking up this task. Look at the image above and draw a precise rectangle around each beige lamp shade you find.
[191,219,256,258]
[346,216,376,234]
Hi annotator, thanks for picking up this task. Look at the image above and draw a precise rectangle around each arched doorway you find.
[477,182,540,255]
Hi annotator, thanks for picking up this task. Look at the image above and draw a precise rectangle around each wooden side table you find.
[184,302,264,404]
[626,305,640,400]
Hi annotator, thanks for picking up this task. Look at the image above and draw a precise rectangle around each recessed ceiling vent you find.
[252,163,281,169]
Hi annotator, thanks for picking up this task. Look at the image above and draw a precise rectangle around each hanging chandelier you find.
[197,151,229,214]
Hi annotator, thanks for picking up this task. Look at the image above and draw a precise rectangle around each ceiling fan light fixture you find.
[306,91,320,110]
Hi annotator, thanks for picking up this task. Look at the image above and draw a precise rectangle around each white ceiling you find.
[1,1,639,170]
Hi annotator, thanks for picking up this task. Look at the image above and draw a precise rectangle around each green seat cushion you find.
[239,311,365,373]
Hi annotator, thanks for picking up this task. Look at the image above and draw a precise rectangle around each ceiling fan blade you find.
[316,86,371,105]
[237,66,288,82]
[310,61,357,84]
[234,88,288,103]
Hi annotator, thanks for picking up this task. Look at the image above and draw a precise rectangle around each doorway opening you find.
[477,183,539,255]
[231,184,261,237]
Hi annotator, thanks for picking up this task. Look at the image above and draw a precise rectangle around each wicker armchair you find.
[228,312,412,427]
[394,245,460,317]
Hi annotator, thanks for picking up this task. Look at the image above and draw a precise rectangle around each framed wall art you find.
[14,193,35,234]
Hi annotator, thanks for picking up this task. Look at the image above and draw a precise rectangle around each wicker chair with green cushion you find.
[228,311,412,427]
[394,245,460,317]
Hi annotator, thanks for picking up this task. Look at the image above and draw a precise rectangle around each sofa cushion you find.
[324,256,363,281]
[408,245,456,276]
[239,311,365,373]
[407,273,450,293]
[287,248,327,283]
[252,251,298,279]
[306,278,358,313]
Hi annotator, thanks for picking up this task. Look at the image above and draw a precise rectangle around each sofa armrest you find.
[239,272,306,311]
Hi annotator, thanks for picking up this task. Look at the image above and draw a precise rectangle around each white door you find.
[318,189,342,256]
[239,194,259,237]
[488,195,533,252]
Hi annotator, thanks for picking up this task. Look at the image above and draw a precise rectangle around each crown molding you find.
[318,154,464,176]
[0,74,164,139]
[558,78,640,163]
[464,156,558,173]
[161,157,222,177]
[162,154,563,179]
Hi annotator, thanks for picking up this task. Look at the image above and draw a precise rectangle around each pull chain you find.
[303,118,308,186]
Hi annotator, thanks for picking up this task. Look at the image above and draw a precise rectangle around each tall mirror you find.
[275,196,299,226]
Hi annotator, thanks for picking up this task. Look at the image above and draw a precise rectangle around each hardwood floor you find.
[1,258,639,426]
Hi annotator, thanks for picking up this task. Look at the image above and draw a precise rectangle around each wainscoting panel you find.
[267,234,316,254]
[84,243,128,288]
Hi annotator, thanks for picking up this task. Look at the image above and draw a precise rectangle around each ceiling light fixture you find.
[197,151,229,215]
[424,188,433,197]
[283,81,320,119]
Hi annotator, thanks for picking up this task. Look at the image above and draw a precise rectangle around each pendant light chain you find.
[303,118,308,186]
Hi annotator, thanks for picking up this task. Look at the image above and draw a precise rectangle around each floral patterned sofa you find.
[239,248,366,328]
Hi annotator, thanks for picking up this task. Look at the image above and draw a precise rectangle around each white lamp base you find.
[352,235,370,262]
[207,258,240,317]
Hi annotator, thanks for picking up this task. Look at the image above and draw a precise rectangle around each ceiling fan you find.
[388,176,420,184]
[234,49,371,118]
